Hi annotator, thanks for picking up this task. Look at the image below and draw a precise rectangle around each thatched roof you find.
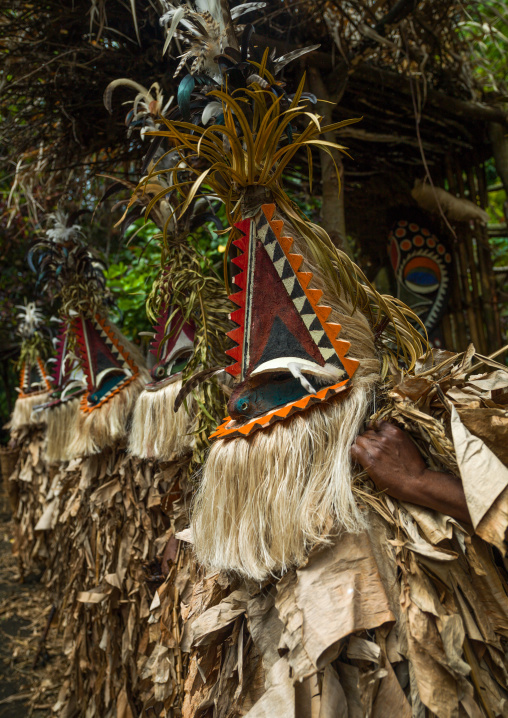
[2,0,506,212]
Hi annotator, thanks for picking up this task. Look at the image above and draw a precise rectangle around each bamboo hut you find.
[2,1,507,358]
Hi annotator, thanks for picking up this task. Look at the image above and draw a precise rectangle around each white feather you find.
[273,44,321,74]
[194,0,222,23]
[16,302,44,338]
[162,6,186,55]
[45,210,82,244]
[201,101,223,124]
[230,2,266,20]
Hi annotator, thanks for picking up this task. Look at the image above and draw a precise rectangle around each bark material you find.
[489,122,508,220]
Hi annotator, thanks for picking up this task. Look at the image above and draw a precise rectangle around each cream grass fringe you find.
[192,211,382,581]
[193,382,376,581]
[44,398,81,463]
[129,379,197,460]
[68,371,149,457]
[7,392,51,432]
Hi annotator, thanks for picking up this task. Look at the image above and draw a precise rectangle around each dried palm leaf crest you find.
[123,191,233,465]
[7,301,53,433]
[28,209,110,320]
[105,80,232,466]
[140,206,233,467]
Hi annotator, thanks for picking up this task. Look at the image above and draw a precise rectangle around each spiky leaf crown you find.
[28,211,110,318]
[16,302,44,339]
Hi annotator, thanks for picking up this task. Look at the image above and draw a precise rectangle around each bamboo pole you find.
[474,157,504,349]
[445,156,477,349]
[441,313,455,351]
[455,159,487,354]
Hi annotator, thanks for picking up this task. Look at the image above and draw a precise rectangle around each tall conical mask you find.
[212,204,359,439]
[8,302,53,433]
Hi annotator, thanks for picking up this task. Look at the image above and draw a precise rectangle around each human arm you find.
[351,421,471,524]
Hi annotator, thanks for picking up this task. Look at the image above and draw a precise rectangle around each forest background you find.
[1,0,508,437]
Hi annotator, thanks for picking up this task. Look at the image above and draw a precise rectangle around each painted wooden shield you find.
[388,218,452,335]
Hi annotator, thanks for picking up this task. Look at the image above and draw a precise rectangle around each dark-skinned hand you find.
[351,421,471,525]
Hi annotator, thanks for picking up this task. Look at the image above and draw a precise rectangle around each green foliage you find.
[104,220,162,343]
[458,1,508,95]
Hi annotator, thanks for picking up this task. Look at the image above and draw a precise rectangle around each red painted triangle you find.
[227,327,243,344]
[246,242,324,374]
[75,317,128,393]
[225,345,242,361]
[229,291,245,308]
[230,308,245,324]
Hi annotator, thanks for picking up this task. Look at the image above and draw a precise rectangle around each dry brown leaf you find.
[459,407,508,465]
[277,525,396,680]
[319,665,348,718]
[450,405,508,528]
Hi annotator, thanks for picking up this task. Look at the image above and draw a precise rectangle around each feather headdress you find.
[159,0,266,78]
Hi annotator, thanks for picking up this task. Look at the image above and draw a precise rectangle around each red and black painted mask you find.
[146,305,195,392]
[211,204,359,440]
[72,313,141,413]
[18,358,52,398]
[37,322,86,411]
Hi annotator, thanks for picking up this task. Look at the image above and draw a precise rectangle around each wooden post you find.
[307,66,352,256]
[455,159,487,354]
[475,158,504,349]
[444,156,472,350]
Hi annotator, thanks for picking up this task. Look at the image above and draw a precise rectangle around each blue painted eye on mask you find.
[230,373,310,420]
[89,371,126,406]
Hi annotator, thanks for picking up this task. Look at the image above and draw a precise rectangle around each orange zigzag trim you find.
[18,359,52,397]
[19,363,25,393]
[210,379,350,440]
[79,374,138,414]
[261,204,359,380]
[37,357,53,391]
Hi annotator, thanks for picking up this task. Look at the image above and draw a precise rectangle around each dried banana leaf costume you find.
[6,302,53,573]
[29,214,177,718]
[102,74,235,713]
[140,12,508,716]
